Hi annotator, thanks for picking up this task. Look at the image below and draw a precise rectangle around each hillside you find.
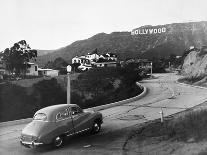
[182,46,207,77]
[36,49,55,56]
[37,21,207,67]
[181,46,207,87]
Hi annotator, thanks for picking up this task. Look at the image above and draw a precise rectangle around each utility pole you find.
[67,65,72,104]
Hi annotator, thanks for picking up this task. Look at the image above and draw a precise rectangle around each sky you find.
[0,0,207,51]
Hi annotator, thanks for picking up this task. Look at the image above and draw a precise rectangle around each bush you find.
[0,78,66,122]
[71,66,143,108]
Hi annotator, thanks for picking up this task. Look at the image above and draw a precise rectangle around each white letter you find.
[149,29,153,34]
[131,31,135,35]
[158,28,162,33]
[154,29,157,34]
[145,29,149,34]
[162,27,166,33]
[135,30,139,34]
[139,29,142,34]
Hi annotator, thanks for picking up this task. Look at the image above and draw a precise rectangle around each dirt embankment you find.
[181,47,207,87]
[123,102,207,155]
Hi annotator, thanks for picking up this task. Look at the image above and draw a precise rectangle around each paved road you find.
[1,73,207,155]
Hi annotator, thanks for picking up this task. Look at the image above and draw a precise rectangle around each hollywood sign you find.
[131,27,166,35]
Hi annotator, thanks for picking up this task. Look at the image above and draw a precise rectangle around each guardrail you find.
[0,82,147,127]
[89,82,147,111]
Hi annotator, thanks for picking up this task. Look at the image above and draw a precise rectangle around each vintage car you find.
[20,104,103,148]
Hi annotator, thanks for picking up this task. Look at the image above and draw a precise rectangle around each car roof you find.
[34,104,79,121]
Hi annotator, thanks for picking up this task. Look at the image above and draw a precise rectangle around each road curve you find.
[1,73,207,155]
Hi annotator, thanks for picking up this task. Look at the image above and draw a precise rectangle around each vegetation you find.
[149,53,183,73]
[44,57,68,69]
[0,40,37,75]
[178,75,206,84]
[0,63,144,122]
[71,64,144,108]
[0,78,66,122]
[130,110,207,143]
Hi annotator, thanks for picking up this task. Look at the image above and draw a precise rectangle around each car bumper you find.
[20,140,44,148]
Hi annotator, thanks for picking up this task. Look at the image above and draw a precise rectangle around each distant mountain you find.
[36,21,207,67]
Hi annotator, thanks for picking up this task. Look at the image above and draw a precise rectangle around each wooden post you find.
[159,108,164,123]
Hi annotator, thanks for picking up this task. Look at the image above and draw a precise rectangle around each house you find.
[102,53,117,61]
[93,61,118,68]
[72,55,93,71]
[85,53,99,61]
[26,62,38,76]
[72,56,82,64]
[38,68,59,77]
[72,52,118,71]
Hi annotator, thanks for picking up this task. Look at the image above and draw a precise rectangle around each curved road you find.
[1,73,207,155]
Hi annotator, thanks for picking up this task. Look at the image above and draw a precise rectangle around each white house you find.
[85,53,99,61]
[72,53,99,64]
[26,62,38,76]
[38,68,59,77]
[102,53,117,61]
[72,52,118,71]
[72,56,82,64]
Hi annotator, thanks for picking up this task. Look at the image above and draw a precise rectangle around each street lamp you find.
[67,65,72,104]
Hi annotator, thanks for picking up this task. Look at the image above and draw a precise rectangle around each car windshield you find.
[34,113,47,121]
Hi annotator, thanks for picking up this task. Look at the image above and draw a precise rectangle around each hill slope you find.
[182,46,207,78]
[37,21,207,67]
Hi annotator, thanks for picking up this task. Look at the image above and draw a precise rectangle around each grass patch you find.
[132,110,207,143]
[178,75,206,85]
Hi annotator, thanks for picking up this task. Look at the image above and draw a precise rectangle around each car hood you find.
[21,120,55,137]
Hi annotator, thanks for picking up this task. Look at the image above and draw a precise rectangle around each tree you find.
[0,40,37,75]
[44,57,68,69]
[92,48,98,54]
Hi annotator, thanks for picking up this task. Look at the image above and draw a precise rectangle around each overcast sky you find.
[0,0,207,51]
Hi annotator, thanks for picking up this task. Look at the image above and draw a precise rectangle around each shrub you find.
[0,78,66,122]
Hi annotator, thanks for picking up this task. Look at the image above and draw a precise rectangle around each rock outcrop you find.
[182,46,207,78]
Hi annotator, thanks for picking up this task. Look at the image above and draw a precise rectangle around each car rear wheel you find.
[53,136,64,148]
[91,121,101,134]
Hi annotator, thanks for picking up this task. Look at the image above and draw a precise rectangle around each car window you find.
[56,108,70,121]
[34,113,47,121]
[71,106,83,115]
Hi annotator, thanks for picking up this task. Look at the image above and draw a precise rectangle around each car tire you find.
[53,136,64,148]
[91,121,101,134]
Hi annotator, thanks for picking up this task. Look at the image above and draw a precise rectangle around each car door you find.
[70,106,91,133]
